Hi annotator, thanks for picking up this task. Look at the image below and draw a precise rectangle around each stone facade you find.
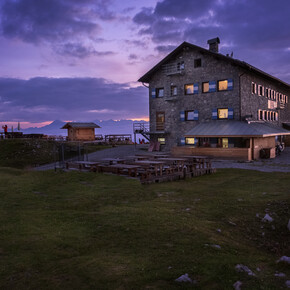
[141,42,290,151]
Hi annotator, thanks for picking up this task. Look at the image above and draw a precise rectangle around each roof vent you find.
[207,37,220,53]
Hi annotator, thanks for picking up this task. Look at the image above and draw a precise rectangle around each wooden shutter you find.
[228,79,233,90]
[180,111,185,122]
[228,108,234,119]
[180,137,185,146]
[209,81,216,92]
[212,108,218,120]
[193,83,199,94]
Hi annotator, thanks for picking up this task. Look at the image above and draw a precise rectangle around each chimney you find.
[207,37,220,53]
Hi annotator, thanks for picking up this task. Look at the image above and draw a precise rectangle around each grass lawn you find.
[0,168,289,289]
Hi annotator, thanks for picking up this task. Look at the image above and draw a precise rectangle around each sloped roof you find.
[185,120,290,137]
[138,41,290,89]
[61,122,100,129]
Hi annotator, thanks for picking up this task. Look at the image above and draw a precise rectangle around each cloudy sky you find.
[0,0,290,128]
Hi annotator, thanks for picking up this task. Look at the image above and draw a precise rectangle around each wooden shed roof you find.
[61,122,101,129]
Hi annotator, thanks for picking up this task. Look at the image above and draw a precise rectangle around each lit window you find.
[185,110,194,121]
[185,84,194,95]
[158,137,165,145]
[218,80,228,91]
[202,82,209,93]
[156,88,164,98]
[185,137,195,145]
[194,58,201,68]
[222,138,228,148]
[171,86,177,96]
[218,108,228,119]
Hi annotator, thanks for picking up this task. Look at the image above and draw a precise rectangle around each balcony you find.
[162,61,184,76]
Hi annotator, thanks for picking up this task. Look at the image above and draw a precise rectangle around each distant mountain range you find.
[21,119,149,137]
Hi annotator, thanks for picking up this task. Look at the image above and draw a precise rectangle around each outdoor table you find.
[181,156,211,169]
[156,157,186,172]
[134,160,165,176]
[109,164,141,177]
[99,158,126,165]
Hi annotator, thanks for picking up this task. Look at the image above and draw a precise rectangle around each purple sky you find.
[0,0,290,128]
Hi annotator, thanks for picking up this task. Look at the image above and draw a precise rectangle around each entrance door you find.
[156,112,165,131]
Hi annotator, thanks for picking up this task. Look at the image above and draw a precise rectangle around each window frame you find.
[217,108,229,120]
[202,82,210,93]
[185,110,195,121]
[156,88,164,98]
[217,79,228,91]
[184,84,194,95]
[170,85,177,96]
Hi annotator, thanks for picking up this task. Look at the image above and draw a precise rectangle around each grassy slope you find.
[0,168,289,289]
[0,139,111,169]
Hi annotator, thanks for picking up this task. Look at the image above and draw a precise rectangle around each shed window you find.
[185,84,194,95]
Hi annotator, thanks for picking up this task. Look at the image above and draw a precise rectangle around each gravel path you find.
[34,145,290,173]
[212,147,290,172]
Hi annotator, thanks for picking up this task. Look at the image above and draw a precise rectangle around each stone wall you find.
[149,46,241,150]
[240,73,290,125]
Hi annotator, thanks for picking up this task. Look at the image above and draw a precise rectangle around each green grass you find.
[0,168,289,289]
[0,139,111,169]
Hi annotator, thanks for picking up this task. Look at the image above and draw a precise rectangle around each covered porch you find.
[173,121,290,161]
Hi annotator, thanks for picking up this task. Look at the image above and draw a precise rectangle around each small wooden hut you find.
[61,122,100,141]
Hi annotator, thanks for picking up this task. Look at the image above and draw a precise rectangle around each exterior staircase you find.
[133,123,150,141]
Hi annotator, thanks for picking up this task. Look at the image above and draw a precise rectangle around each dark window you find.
[252,82,256,94]
[259,110,263,120]
[194,58,201,68]
[185,110,194,121]
[177,61,184,71]
[156,88,164,98]
[171,86,177,96]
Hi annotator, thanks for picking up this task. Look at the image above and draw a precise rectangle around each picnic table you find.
[99,158,126,165]
[109,164,141,177]
[181,155,211,169]
[156,157,186,172]
[134,160,165,176]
